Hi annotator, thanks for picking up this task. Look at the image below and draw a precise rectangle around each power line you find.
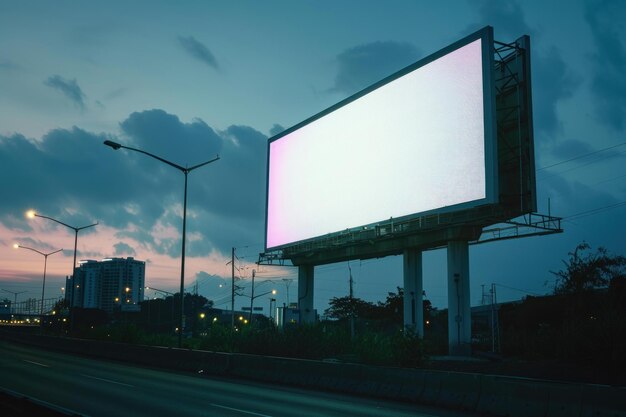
[493,283,543,297]
[537,141,626,171]
[564,200,626,222]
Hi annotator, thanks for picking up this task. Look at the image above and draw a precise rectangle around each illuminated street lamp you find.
[13,243,62,315]
[104,140,219,348]
[26,210,98,317]
[245,270,277,323]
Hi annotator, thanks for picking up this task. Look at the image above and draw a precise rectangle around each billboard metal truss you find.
[259,33,562,267]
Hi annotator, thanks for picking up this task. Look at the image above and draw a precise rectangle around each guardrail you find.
[2,331,624,417]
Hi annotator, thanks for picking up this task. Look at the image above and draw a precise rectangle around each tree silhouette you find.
[551,242,626,295]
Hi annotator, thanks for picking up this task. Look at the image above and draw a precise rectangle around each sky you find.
[1,0,625,315]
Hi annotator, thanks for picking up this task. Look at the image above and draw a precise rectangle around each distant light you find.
[13,243,19,249]
[212,317,218,322]
[272,289,277,295]
[26,210,36,219]
[239,316,244,321]
[199,313,205,319]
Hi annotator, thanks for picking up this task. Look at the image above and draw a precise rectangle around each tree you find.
[323,296,375,321]
[551,242,626,295]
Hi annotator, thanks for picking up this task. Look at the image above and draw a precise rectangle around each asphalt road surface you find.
[0,340,478,417]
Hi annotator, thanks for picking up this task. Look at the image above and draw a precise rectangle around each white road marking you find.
[79,373,135,387]
[210,403,273,417]
[22,359,49,367]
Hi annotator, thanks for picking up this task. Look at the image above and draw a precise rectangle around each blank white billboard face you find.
[266,32,494,250]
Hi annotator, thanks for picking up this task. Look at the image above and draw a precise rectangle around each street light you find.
[1,289,27,315]
[244,270,277,324]
[13,243,63,315]
[104,139,219,348]
[26,210,98,317]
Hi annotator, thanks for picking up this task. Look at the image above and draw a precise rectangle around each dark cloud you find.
[120,109,222,164]
[44,75,87,109]
[269,124,285,137]
[470,0,531,40]
[584,0,626,131]
[178,36,219,70]
[468,0,579,140]
[113,242,136,257]
[0,109,269,261]
[549,139,595,161]
[532,48,580,138]
[330,41,420,96]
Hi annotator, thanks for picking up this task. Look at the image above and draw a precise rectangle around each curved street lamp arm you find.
[119,144,186,172]
[16,245,62,257]
[15,245,46,256]
[34,214,76,231]
[188,155,220,172]
[33,214,98,232]
[104,140,219,173]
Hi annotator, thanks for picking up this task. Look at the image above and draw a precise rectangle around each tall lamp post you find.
[13,243,62,315]
[244,272,277,324]
[104,140,219,348]
[26,210,98,327]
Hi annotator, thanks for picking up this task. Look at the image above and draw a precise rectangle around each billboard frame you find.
[264,26,498,253]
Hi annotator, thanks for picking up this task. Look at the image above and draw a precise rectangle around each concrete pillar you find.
[447,240,471,356]
[298,264,315,324]
[403,249,424,337]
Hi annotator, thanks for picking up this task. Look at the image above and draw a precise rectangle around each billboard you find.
[266,27,497,251]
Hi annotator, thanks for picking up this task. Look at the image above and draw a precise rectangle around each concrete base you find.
[298,265,315,323]
[447,241,471,356]
[403,249,423,337]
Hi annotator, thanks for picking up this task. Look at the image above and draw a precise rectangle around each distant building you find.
[67,257,145,315]
[0,299,11,318]
[276,303,318,328]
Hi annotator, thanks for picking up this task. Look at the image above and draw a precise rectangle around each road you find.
[0,340,477,417]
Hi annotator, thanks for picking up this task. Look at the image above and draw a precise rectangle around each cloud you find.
[330,41,420,96]
[549,139,596,161]
[44,75,87,109]
[471,0,531,40]
[0,60,20,71]
[113,242,136,256]
[584,0,626,131]
[178,36,219,70]
[532,48,580,138]
[12,237,59,252]
[269,124,285,137]
[0,109,269,265]
[468,0,579,140]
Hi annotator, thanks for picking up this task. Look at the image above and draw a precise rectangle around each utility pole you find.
[282,278,292,306]
[491,283,500,353]
[249,269,255,323]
